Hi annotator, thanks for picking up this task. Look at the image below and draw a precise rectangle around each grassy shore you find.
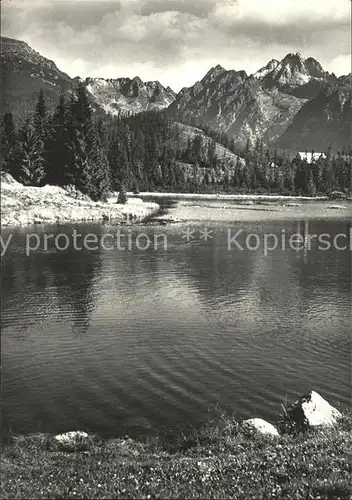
[2,410,351,499]
[0,174,159,227]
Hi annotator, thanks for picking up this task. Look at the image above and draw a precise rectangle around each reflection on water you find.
[1,206,351,439]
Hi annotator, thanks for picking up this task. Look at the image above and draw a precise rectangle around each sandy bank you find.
[0,174,159,227]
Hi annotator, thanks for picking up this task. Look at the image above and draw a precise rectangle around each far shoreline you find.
[136,193,352,224]
[2,172,350,229]
[129,191,352,202]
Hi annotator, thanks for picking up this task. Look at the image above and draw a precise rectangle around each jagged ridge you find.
[169,52,349,151]
[85,76,176,115]
[2,36,350,152]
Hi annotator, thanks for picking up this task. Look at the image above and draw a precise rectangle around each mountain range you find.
[1,36,351,152]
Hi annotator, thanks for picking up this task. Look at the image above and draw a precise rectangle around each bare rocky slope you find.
[278,82,351,152]
[1,36,73,121]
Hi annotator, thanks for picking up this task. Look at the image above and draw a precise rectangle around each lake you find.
[1,199,351,440]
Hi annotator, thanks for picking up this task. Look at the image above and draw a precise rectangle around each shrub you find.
[117,184,127,204]
[132,179,140,194]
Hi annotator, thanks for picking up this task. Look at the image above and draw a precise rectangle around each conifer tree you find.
[117,183,127,204]
[88,131,111,201]
[132,178,140,194]
[17,119,46,185]
[284,163,295,193]
[34,90,47,137]
[70,126,91,192]
[294,159,307,194]
[207,139,217,169]
[1,112,17,175]
[322,161,333,193]
[245,137,251,159]
[251,168,258,190]
[68,82,112,199]
[145,134,159,187]
[108,139,130,191]
[46,94,73,186]
[307,170,317,196]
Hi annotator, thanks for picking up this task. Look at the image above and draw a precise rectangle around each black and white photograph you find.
[1,0,351,498]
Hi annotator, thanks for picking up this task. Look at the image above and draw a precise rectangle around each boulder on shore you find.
[53,431,91,451]
[242,418,280,437]
[282,391,341,431]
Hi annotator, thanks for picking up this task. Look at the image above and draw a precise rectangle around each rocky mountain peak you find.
[278,53,308,75]
[214,64,226,72]
[283,52,304,62]
[168,50,347,151]
[254,59,280,79]
[337,73,352,88]
[305,57,326,78]
[259,52,330,90]
[84,76,176,115]
[1,35,73,121]
[2,33,177,119]
[1,36,63,76]
[2,35,348,153]
[202,64,227,83]
[2,36,30,51]
[132,76,143,86]
[1,36,33,57]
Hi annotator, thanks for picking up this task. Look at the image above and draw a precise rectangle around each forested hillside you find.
[1,84,351,200]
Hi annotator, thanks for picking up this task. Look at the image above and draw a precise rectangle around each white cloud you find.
[328,54,351,76]
[1,0,350,90]
[213,0,349,26]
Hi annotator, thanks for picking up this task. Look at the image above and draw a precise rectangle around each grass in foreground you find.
[1,410,351,499]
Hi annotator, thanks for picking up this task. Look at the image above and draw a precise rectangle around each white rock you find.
[126,197,144,204]
[54,430,89,446]
[242,418,280,436]
[288,391,341,428]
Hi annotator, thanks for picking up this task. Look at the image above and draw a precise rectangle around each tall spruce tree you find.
[46,94,73,186]
[1,112,17,175]
[17,119,46,185]
[108,138,130,192]
[34,90,47,136]
[68,82,112,199]
[88,130,111,201]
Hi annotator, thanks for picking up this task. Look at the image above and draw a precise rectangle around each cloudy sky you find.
[2,0,350,91]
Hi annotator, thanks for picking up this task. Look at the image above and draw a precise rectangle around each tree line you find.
[1,84,351,199]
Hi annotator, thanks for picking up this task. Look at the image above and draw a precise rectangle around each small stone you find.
[242,418,280,436]
[53,431,90,451]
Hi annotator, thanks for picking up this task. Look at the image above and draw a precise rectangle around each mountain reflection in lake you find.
[1,204,351,439]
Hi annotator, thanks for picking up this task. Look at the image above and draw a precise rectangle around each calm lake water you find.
[1,200,351,439]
